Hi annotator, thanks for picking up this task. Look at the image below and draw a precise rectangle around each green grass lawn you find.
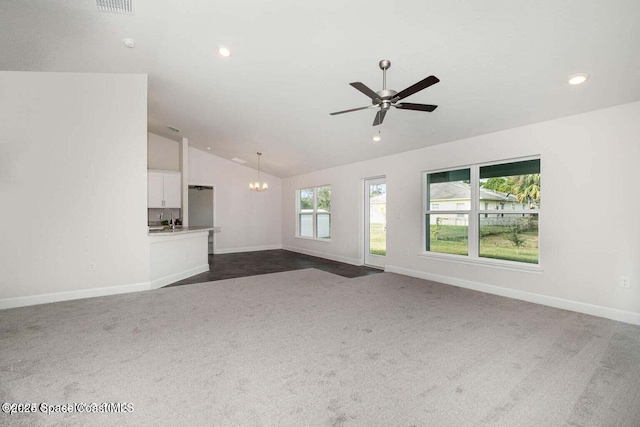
[429,240,469,255]
[429,225,538,264]
[368,223,538,264]
[369,223,386,255]
[479,231,538,263]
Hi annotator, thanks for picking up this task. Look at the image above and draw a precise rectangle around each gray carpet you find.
[1,269,639,426]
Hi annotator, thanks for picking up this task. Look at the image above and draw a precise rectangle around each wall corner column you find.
[180,137,189,226]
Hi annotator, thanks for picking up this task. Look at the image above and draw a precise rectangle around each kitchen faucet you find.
[160,209,175,230]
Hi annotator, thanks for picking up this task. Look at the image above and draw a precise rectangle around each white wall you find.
[148,132,180,171]
[189,147,282,253]
[282,101,640,323]
[0,71,149,304]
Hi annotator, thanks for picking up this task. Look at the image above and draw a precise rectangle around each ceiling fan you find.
[330,60,439,126]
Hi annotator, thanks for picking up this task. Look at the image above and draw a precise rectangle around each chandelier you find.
[249,152,268,192]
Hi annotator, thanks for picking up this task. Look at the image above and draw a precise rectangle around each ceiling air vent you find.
[96,0,133,14]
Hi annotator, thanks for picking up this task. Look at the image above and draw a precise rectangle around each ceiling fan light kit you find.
[330,60,439,126]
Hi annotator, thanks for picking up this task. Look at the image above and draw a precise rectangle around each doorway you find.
[188,185,214,254]
[364,177,386,268]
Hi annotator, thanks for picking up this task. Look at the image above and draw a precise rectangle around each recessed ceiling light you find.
[206,147,211,151]
[568,73,589,85]
[122,38,135,48]
[231,157,247,164]
[372,135,381,142]
[218,46,231,57]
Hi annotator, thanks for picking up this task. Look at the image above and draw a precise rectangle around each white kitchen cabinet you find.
[162,173,181,208]
[148,172,165,208]
[148,170,181,208]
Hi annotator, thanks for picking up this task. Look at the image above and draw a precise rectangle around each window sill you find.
[294,236,332,243]
[417,252,543,273]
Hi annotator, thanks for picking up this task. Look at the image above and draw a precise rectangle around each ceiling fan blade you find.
[350,82,381,101]
[394,103,438,112]
[330,104,377,116]
[393,75,439,101]
[373,109,387,126]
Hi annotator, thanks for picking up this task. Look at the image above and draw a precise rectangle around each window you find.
[424,158,540,265]
[297,185,331,240]
[425,169,470,256]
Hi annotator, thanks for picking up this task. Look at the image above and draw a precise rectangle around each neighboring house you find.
[429,181,529,226]
[369,193,387,225]
[299,208,331,237]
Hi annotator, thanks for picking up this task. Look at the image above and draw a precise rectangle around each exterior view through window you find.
[298,186,331,239]
[478,160,540,263]
[364,177,387,269]
[425,158,540,264]
[426,169,470,255]
[368,182,386,256]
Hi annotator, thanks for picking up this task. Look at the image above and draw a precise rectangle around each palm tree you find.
[512,174,540,207]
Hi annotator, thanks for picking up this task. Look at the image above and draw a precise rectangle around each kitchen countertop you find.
[148,226,219,236]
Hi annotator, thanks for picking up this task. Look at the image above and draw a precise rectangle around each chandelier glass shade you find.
[249,152,268,192]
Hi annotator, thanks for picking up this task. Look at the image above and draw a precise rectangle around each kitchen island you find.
[149,226,218,288]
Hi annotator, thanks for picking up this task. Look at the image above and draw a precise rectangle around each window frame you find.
[421,156,542,271]
[296,185,331,241]
[424,167,472,256]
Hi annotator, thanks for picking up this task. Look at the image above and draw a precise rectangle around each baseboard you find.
[282,245,362,266]
[0,281,151,310]
[150,264,210,289]
[215,244,282,254]
[385,265,640,326]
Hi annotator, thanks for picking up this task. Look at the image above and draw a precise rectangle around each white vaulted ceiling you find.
[1,0,639,177]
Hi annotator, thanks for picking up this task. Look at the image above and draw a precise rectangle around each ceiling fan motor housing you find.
[374,89,398,103]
